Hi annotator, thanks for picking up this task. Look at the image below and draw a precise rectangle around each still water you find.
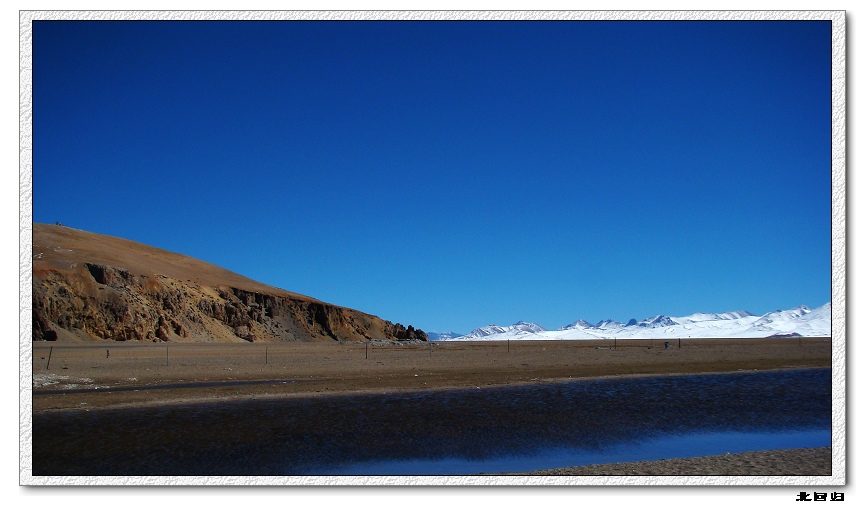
[32,368,831,476]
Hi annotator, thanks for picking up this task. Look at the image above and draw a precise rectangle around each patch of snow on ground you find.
[32,374,96,389]
[32,374,68,388]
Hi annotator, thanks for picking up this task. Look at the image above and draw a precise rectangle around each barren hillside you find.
[31,223,427,343]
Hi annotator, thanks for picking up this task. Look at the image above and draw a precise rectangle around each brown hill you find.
[31,223,427,343]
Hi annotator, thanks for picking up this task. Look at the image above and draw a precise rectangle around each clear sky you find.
[31,19,833,333]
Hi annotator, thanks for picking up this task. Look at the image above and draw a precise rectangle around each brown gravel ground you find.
[30,337,831,413]
[502,447,833,476]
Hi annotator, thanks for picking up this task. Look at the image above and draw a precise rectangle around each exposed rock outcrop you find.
[31,224,427,343]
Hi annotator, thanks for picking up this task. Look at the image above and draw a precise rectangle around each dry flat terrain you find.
[31,337,831,413]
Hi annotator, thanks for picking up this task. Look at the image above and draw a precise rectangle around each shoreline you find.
[30,338,832,413]
[33,365,830,413]
[504,446,833,476]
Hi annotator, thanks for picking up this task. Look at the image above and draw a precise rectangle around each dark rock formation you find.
[31,224,427,343]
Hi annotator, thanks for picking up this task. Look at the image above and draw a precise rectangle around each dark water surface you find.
[32,368,831,476]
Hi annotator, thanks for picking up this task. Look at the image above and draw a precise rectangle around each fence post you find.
[46,346,53,370]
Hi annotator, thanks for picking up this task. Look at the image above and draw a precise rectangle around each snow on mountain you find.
[456,321,547,340]
[442,304,831,341]
[750,305,831,336]
[752,305,810,328]
[596,319,626,330]
[560,319,594,330]
[461,325,508,339]
[801,302,830,322]
[636,315,677,328]
[796,303,832,336]
[671,310,755,325]
[563,315,676,331]
[511,321,546,333]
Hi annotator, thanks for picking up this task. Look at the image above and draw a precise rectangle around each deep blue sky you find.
[31,20,832,333]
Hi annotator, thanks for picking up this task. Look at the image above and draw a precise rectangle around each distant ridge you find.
[461,321,547,339]
[426,331,463,341]
[443,304,830,341]
[32,223,427,343]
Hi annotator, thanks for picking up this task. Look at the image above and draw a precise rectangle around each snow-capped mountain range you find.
[436,303,831,341]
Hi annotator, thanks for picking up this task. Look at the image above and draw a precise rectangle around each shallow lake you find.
[31,368,831,476]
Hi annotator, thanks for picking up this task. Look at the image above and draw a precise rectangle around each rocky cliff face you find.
[31,224,427,343]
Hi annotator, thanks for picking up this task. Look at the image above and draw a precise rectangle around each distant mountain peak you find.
[460,321,545,339]
[637,315,677,328]
[511,321,546,332]
[561,319,594,330]
[595,319,625,330]
[444,303,830,341]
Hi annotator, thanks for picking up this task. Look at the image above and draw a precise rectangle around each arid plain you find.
[32,337,830,413]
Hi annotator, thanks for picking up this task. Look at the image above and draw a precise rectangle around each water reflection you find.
[32,368,831,476]
[322,429,831,475]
